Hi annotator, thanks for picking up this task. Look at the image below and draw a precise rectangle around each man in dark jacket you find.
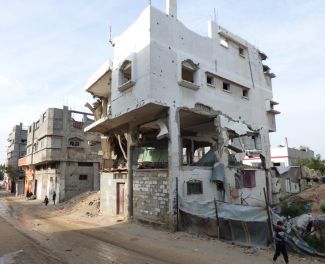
[52,191,56,205]
[273,220,289,264]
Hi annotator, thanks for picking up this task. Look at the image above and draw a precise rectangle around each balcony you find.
[85,60,112,99]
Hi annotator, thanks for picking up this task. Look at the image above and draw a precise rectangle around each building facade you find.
[244,139,315,167]
[85,0,279,229]
[19,106,101,202]
[5,123,27,194]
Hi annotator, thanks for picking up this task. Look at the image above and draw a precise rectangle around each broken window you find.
[120,60,132,85]
[243,170,256,188]
[79,174,88,180]
[220,37,229,48]
[181,59,198,83]
[187,180,203,195]
[223,82,230,92]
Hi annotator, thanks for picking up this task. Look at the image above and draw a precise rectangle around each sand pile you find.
[55,191,101,217]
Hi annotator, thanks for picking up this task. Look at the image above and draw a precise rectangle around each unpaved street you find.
[0,189,322,264]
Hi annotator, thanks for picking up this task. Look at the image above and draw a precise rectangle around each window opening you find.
[182,67,194,83]
[78,162,93,167]
[79,175,88,180]
[35,121,40,130]
[206,75,214,86]
[120,60,132,85]
[223,82,230,92]
[187,180,203,195]
[242,89,248,98]
[239,47,245,57]
[69,137,83,147]
[243,170,256,188]
[181,60,198,83]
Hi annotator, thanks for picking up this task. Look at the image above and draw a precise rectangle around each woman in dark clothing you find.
[273,220,289,264]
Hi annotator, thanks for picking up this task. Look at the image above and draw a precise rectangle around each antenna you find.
[109,26,115,47]
[149,0,151,5]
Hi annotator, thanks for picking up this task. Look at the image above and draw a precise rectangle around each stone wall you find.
[133,169,169,224]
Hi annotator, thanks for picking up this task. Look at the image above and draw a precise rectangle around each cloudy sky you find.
[1,0,324,164]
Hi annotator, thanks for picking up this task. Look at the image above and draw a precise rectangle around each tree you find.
[294,154,325,175]
[5,165,19,182]
[0,164,4,181]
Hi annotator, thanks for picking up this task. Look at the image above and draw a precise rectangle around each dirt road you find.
[0,189,322,264]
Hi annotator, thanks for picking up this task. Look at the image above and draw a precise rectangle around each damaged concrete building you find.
[19,106,100,202]
[5,123,27,194]
[85,0,279,229]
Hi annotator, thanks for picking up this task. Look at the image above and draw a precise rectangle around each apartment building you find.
[5,123,27,194]
[244,138,315,167]
[84,0,279,229]
[19,106,100,202]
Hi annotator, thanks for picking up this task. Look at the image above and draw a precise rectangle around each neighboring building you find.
[244,138,315,167]
[4,123,27,194]
[18,106,101,203]
[84,0,279,229]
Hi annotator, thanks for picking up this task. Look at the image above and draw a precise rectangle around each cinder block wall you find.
[133,169,169,224]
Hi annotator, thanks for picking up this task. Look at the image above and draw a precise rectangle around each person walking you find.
[273,220,289,264]
[44,196,49,206]
[52,191,56,205]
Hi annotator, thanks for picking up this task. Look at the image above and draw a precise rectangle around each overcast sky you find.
[1,0,324,164]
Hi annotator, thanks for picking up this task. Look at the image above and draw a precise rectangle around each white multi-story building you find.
[85,0,279,229]
[244,138,315,167]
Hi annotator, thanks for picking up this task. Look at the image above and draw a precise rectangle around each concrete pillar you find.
[208,20,218,39]
[260,128,273,204]
[168,106,181,230]
[127,128,137,220]
[93,162,100,191]
[58,162,66,202]
[166,0,177,18]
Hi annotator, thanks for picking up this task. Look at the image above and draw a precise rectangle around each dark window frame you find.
[243,170,256,188]
[187,180,203,195]
[223,82,230,92]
